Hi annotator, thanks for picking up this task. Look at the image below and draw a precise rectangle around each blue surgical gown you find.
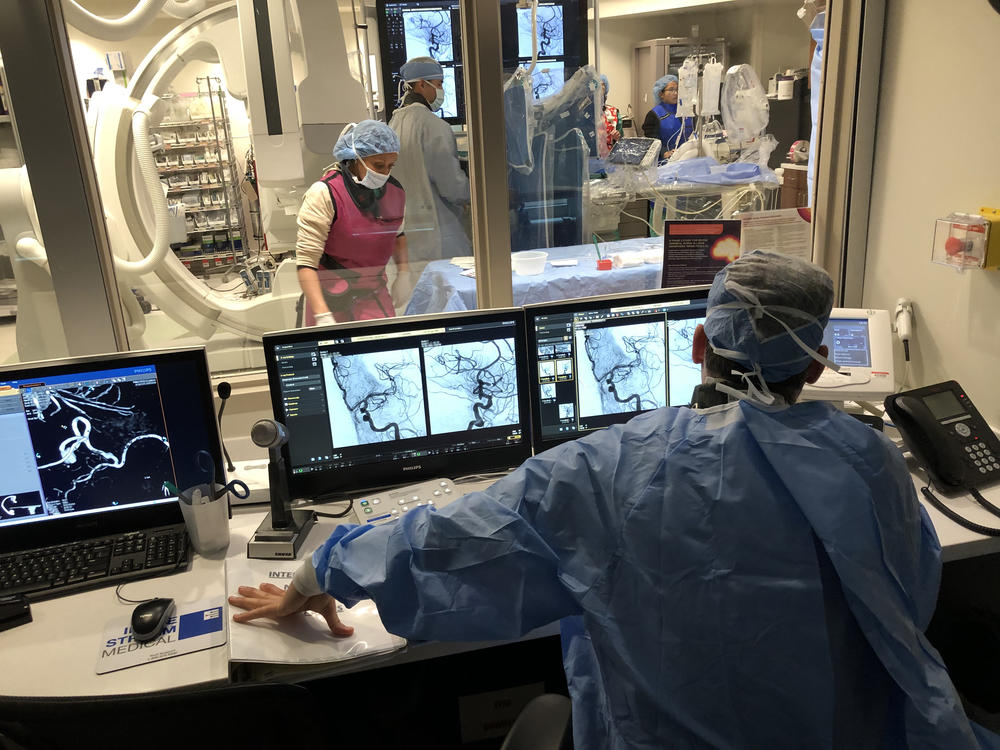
[308,399,988,748]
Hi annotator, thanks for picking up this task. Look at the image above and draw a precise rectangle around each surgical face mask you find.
[357,159,390,190]
[430,84,445,111]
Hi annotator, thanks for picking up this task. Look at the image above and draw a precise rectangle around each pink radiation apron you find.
[304,169,405,325]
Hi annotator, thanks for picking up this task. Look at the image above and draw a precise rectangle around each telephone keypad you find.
[964,439,1000,475]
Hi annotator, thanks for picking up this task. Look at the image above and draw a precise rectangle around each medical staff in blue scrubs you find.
[231,252,996,749]
[642,74,694,161]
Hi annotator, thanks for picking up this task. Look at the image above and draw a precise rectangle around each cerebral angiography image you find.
[531,61,565,100]
[424,338,520,434]
[23,381,171,515]
[404,10,454,62]
[668,318,705,406]
[577,322,667,418]
[517,5,565,58]
[324,350,428,448]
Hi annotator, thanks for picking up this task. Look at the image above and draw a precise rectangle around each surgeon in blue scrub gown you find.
[231,252,998,749]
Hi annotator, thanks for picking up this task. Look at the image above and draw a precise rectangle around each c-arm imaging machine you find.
[0,0,371,364]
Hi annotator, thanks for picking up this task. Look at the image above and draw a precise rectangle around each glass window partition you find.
[0,11,120,367]
[60,0,448,375]
[492,0,818,310]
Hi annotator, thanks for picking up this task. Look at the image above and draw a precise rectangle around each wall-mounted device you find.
[246,418,316,560]
[799,308,894,404]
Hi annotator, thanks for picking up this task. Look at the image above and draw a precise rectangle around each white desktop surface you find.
[914,474,1000,562]
[4,473,1000,698]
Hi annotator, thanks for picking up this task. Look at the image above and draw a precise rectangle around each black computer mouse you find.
[131,598,176,642]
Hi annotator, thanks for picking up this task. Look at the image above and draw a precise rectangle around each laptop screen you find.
[0,348,223,551]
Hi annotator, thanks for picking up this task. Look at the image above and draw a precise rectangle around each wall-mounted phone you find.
[885,381,1000,493]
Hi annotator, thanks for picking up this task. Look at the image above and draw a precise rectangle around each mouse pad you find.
[96,597,227,675]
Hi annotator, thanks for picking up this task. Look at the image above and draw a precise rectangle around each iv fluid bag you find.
[701,60,723,116]
[677,57,698,118]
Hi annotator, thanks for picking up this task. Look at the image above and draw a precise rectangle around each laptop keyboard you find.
[0,525,188,600]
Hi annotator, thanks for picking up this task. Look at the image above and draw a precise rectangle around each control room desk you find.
[0,494,556,698]
[4,475,1000,699]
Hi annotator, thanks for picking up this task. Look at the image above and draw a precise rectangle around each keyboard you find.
[0,525,189,601]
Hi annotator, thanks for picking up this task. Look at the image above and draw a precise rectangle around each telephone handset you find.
[884,381,1000,493]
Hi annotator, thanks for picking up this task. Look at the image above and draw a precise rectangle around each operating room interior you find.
[0,0,995,448]
[0,0,996,465]
[3,0,1000,742]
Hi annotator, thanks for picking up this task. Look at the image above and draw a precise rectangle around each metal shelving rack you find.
[152,77,249,277]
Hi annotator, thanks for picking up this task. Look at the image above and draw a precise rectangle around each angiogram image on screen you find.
[403,9,454,62]
[324,350,428,448]
[23,381,172,515]
[517,5,565,58]
[576,322,667,418]
[440,66,458,119]
[531,61,565,99]
[424,338,520,433]
[668,318,705,406]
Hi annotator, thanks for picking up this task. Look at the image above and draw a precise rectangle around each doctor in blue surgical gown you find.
[230,252,998,749]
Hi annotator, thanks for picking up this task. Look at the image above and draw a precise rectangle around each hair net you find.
[703,251,834,382]
[332,120,400,162]
[653,74,678,101]
[400,56,444,82]
[599,73,609,95]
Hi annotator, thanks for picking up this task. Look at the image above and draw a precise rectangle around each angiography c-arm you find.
[0,0,370,362]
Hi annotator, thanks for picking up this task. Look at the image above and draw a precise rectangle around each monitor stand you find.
[247,509,317,560]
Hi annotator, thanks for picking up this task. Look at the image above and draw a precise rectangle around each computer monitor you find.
[376,0,587,124]
[0,347,224,554]
[799,308,895,403]
[262,309,532,498]
[525,287,710,451]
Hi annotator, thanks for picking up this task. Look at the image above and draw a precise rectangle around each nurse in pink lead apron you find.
[295,120,410,326]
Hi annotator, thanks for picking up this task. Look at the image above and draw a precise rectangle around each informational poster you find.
[96,597,227,675]
[661,221,742,287]
[737,208,812,261]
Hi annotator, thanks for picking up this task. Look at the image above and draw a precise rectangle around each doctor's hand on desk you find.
[228,582,354,637]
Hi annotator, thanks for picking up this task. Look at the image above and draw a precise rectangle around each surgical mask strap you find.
[715,279,841,373]
[713,361,776,406]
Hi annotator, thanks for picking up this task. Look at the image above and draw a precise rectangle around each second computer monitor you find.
[263,309,532,499]
[525,287,710,450]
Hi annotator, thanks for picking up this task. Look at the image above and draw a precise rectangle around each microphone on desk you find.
[216,381,236,473]
[251,419,292,529]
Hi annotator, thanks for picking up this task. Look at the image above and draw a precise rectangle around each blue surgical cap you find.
[703,251,834,382]
[332,120,400,162]
[599,74,610,96]
[400,56,444,82]
[653,74,678,101]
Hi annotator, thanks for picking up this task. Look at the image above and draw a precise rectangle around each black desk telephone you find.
[885,382,1000,537]
[885,381,1000,493]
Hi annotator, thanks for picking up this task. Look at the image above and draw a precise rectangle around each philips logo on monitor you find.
[403,465,422,471]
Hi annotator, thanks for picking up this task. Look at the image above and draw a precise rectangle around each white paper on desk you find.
[549,258,578,267]
[738,208,812,261]
[226,559,405,665]
[96,597,227,675]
